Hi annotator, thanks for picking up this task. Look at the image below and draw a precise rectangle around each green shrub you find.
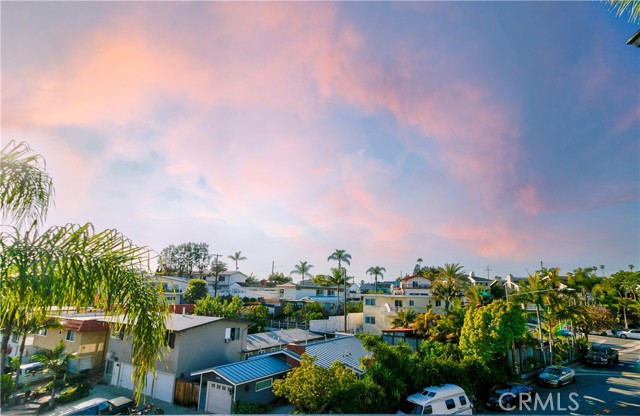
[232,401,269,414]
[56,382,91,404]
[1,374,15,405]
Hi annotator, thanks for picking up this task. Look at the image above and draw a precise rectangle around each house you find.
[228,282,280,300]
[243,328,326,359]
[207,271,250,296]
[192,351,293,413]
[150,275,190,304]
[104,313,249,404]
[362,293,444,335]
[391,275,432,296]
[0,332,37,367]
[192,334,371,413]
[33,313,110,373]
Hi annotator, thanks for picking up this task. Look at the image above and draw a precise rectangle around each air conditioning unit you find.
[224,338,231,343]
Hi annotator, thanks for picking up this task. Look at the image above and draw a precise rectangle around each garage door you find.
[113,364,174,403]
[206,381,233,414]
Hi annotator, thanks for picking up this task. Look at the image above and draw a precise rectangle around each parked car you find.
[484,383,536,411]
[11,362,48,384]
[618,329,640,340]
[397,383,472,415]
[537,365,575,387]
[589,329,614,336]
[585,345,619,366]
[55,396,135,415]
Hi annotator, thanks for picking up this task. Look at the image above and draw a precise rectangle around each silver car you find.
[537,365,575,387]
[618,329,640,340]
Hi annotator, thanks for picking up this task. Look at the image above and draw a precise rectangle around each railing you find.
[268,320,310,330]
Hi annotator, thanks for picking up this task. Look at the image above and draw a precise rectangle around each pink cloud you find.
[514,185,544,216]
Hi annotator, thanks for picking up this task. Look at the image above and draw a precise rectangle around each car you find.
[618,329,640,340]
[585,345,619,366]
[537,365,575,387]
[484,383,536,411]
[55,396,135,415]
[589,329,614,337]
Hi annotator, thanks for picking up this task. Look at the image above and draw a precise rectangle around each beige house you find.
[33,314,110,373]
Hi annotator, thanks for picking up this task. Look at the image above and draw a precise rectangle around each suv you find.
[585,345,619,366]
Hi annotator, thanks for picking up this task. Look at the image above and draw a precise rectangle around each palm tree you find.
[391,308,418,329]
[465,284,492,307]
[600,265,605,278]
[32,340,77,406]
[227,251,246,271]
[291,261,314,282]
[437,263,465,280]
[607,0,640,23]
[328,249,352,332]
[412,308,440,338]
[0,142,169,402]
[366,266,386,293]
[519,273,550,366]
[12,314,61,397]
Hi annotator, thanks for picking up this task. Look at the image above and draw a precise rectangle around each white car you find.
[618,329,640,340]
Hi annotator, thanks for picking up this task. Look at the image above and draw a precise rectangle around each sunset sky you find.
[3,1,639,281]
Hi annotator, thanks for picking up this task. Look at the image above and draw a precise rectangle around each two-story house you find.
[104,312,249,404]
[33,313,110,373]
[207,271,250,296]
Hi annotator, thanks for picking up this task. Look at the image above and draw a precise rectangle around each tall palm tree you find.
[437,263,465,280]
[291,261,314,282]
[0,142,169,402]
[519,273,550,366]
[607,0,640,23]
[366,266,386,293]
[328,249,351,331]
[227,251,246,271]
[391,308,418,329]
[32,340,77,406]
[465,284,492,306]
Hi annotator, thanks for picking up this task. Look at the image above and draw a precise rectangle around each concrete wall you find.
[310,313,363,334]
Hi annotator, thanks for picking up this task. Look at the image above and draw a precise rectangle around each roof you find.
[102,313,228,332]
[297,335,371,375]
[192,354,291,384]
[245,329,325,352]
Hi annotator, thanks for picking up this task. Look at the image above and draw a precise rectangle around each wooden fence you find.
[173,379,200,408]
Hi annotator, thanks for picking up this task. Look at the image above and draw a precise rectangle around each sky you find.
[2,1,639,282]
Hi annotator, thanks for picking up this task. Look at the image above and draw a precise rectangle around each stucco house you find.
[207,271,250,296]
[33,313,110,373]
[104,313,249,404]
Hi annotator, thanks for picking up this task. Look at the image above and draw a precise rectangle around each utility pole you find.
[212,253,222,297]
[485,266,492,280]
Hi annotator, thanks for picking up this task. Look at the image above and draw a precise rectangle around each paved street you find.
[483,335,640,415]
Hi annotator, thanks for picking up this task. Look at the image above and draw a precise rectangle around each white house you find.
[207,271,250,296]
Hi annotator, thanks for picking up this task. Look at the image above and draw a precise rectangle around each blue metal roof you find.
[303,336,371,375]
[213,355,292,385]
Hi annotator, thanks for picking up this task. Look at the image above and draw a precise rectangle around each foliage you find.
[243,304,270,334]
[607,0,640,23]
[267,272,292,285]
[227,251,246,271]
[413,308,440,339]
[158,242,212,278]
[573,306,617,340]
[272,354,357,414]
[1,142,169,404]
[32,340,76,406]
[290,261,314,282]
[56,382,91,404]
[347,301,363,313]
[429,300,465,343]
[1,373,15,404]
[366,266,386,292]
[194,295,243,318]
[183,279,209,304]
[575,337,591,360]
[459,300,527,362]
[391,308,418,328]
[418,341,461,360]
[232,401,270,414]
[297,302,326,322]
[0,140,54,227]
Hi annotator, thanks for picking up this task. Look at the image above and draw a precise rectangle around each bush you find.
[232,401,269,414]
[56,382,91,404]
[1,374,15,405]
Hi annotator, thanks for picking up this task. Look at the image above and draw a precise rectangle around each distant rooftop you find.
[245,329,325,352]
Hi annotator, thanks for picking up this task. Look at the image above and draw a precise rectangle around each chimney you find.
[285,343,306,356]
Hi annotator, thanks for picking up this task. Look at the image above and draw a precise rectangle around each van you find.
[13,362,48,384]
[398,383,473,415]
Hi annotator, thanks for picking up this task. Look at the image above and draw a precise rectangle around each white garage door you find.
[112,364,174,403]
[206,381,233,414]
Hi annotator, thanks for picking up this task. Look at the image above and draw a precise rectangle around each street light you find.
[627,28,640,47]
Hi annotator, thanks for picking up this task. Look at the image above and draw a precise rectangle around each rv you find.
[398,383,473,415]
[13,362,48,384]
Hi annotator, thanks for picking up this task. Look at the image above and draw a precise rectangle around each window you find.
[165,332,176,348]
[37,328,47,336]
[423,405,433,415]
[365,298,376,306]
[459,396,467,406]
[409,300,415,307]
[218,276,226,282]
[255,378,272,392]
[445,399,455,410]
[364,316,376,324]
[12,333,20,343]
[225,327,241,341]
[394,300,403,307]
[66,331,76,342]
[327,290,335,296]
[435,300,442,307]
[316,289,324,296]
